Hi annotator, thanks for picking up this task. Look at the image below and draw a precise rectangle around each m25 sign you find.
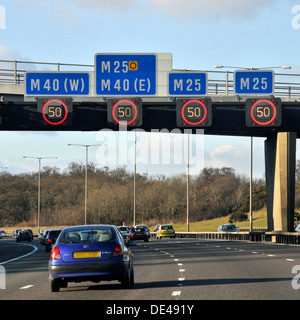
[234,70,274,95]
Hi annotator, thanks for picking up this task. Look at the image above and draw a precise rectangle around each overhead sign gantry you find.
[20,52,286,130]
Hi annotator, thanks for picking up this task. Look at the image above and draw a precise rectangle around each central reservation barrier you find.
[151,231,300,244]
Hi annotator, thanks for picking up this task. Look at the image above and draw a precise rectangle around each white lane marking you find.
[268,254,275,257]
[178,263,183,266]
[286,259,295,262]
[179,269,185,272]
[0,244,38,265]
[178,278,185,281]
[20,285,34,289]
[172,291,181,296]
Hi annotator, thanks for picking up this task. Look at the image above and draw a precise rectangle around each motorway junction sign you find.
[25,71,90,96]
[168,71,207,96]
[95,53,156,95]
[234,70,274,95]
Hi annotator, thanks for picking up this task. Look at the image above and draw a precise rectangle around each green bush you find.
[229,211,248,223]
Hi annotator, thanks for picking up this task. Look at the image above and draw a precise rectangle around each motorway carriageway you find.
[0,237,300,302]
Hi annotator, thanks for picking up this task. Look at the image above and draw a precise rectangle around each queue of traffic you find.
[1,223,176,292]
[48,223,176,292]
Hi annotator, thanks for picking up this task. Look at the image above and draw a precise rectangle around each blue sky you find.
[0,0,299,178]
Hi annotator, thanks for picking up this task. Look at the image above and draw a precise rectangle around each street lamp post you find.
[23,156,58,234]
[133,132,136,226]
[214,65,291,70]
[67,143,107,225]
[187,134,190,232]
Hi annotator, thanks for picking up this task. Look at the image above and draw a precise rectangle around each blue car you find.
[49,225,134,292]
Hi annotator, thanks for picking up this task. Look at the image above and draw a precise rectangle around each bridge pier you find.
[265,132,296,232]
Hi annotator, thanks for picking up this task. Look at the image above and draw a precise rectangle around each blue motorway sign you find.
[25,72,90,96]
[169,72,207,95]
[95,53,156,95]
[234,70,274,95]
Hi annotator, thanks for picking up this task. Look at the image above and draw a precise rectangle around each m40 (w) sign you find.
[234,70,274,95]
[25,72,90,96]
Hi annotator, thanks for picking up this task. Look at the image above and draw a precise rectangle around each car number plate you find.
[73,251,100,259]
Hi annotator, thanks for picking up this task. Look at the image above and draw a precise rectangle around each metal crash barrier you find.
[151,231,300,244]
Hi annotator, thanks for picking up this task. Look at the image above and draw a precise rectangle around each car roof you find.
[62,224,116,231]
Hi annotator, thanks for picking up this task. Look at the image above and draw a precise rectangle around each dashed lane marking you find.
[20,285,34,289]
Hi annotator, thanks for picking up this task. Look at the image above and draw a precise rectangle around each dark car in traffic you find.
[129,226,149,242]
[49,225,134,292]
[217,224,240,232]
[117,226,130,245]
[40,230,50,245]
[13,229,22,239]
[16,230,32,242]
[22,229,33,240]
[135,225,150,240]
[45,229,62,252]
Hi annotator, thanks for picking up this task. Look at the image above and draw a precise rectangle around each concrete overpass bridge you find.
[1,56,300,232]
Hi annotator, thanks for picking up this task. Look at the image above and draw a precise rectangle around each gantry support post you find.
[265,132,296,232]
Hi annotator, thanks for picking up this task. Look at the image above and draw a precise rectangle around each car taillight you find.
[47,238,52,243]
[112,244,123,257]
[51,246,61,260]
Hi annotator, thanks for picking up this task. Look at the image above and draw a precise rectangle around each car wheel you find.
[121,265,133,289]
[130,266,134,285]
[50,279,60,292]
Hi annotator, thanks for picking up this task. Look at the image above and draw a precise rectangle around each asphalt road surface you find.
[1,237,300,304]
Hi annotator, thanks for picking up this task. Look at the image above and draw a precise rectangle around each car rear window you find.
[59,226,116,244]
[134,227,145,232]
[118,227,129,231]
[161,225,173,230]
[49,230,61,237]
